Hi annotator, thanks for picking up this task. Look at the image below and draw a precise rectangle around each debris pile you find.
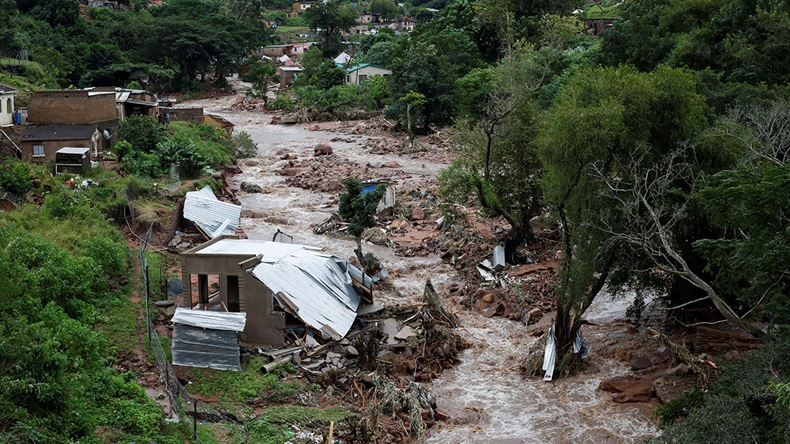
[244,280,466,436]
[277,155,403,193]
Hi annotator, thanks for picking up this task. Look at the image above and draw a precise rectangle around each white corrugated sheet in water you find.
[183,186,241,237]
[171,307,247,331]
[251,246,361,340]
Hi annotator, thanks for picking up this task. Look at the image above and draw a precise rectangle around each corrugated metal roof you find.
[196,238,283,256]
[171,307,247,331]
[183,186,241,238]
[56,147,91,155]
[172,325,241,371]
[251,247,361,340]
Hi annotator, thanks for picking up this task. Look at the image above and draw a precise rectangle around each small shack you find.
[171,308,247,371]
[278,66,304,87]
[54,147,91,174]
[205,114,235,136]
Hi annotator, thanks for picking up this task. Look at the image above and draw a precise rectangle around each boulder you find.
[314,144,333,156]
[631,356,653,371]
[410,207,425,221]
[240,181,263,193]
[600,375,654,403]
[381,161,402,168]
[528,308,543,325]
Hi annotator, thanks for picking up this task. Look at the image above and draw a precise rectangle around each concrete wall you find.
[346,66,392,85]
[28,91,117,125]
[180,243,286,346]
[0,93,15,126]
[241,275,286,346]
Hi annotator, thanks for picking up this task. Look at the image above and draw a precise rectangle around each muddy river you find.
[184,84,658,443]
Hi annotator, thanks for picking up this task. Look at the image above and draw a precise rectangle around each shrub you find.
[118,115,166,155]
[154,137,206,179]
[124,151,162,178]
[268,95,294,111]
[231,131,258,158]
[0,158,36,195]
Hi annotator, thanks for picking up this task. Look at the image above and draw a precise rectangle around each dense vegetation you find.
[1,0,788,442]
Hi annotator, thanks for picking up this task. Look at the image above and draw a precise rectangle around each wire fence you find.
[138,228,248,442]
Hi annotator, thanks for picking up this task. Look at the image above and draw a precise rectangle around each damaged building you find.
[179,236,372,347]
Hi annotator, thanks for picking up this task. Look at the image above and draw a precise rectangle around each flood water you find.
[186,87,659,443]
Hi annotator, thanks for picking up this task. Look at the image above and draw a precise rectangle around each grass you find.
[586,1,624,19]
[0,57,36,66]
[95,291,141,360]
[179,358,305,411]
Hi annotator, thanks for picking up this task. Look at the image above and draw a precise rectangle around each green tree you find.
[537,65,708,374]
[117,115,167,157]
[441,46,547,261]
[694,101,790,324]
[387,31,478,128]
[338,177,385,273]
[369,0,399,20]
[304,0,358,57]
[309,60,346,90]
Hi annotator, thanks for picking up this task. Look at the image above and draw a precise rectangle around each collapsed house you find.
[179,236,372,347]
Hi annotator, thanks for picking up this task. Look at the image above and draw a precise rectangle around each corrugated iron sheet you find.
[251,247,361,340]
[172,325,241,371]
[171,307,246,331]
[184,186,241,237]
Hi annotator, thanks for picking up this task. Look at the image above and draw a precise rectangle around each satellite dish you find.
[103,130,111,140]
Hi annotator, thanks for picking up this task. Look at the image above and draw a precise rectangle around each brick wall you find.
[166,107,204,124]
[28,91,117,125]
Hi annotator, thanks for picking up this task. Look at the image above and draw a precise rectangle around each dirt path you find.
[181,81,658,442]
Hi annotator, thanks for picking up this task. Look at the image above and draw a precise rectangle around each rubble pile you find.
[239,280,465,439]
[228,96,267,112]
[277,155,403,193]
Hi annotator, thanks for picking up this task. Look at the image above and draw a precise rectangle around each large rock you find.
[240,181,263,193]
[410,207,425,221]
[528,308,543,325]
[314,144,333,156]
[600,375,654,403]
[631,356,653,371]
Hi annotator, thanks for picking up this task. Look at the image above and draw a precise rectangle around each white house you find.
[0,85,17,127]
[345,64,392,85]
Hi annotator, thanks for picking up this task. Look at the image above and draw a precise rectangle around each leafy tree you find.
[369,0,399,20]
[441,45,548,261]
[387,23,484,128]
[231,131,259,158]
[154,137,206,179]
[304,0,358,57]
[537,65,708,373]
[242,57,278,97]
[694,101,790,324]
[338,177,385,273]
[146,0,267,89]
[117,115,167,157]
[400,90,426,147]
[309,60,346,90]
[362,40,396,67]
[599,0,790,86]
